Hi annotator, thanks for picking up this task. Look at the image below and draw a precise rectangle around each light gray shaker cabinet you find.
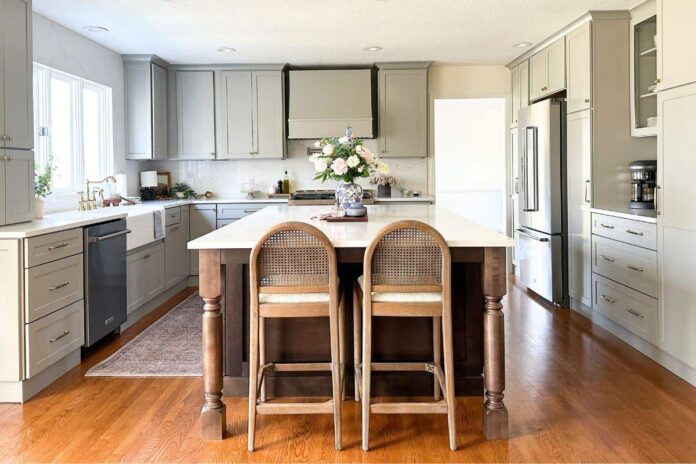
[216,70,285,160]
[124,56,169,160]
[377,63,430,158]
[3,149,34,225]
[176,71,216,160]
[0,0,33,151]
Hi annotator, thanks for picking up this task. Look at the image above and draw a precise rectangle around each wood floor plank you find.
[1,283,696,462]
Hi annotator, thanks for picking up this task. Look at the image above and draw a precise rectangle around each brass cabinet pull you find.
[600,223,615,229]
[627,264,644,272]
[144,254,151,259]
[626,229,644,236]
[600,294,616,303]
[627,308,645,319]
[584,180,591,204]
[655,185,662,215]
[48,242,70,250]
[243,210,258,214]
[600,255,615,262]
[49,281,69,291]
[49,330,70,343]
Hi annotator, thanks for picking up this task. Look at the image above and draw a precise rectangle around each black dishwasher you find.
[83,219,129,347]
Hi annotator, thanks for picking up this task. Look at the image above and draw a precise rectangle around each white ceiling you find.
[33,0,644,65]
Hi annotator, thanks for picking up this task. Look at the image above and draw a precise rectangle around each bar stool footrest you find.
[371,400,448,414]
[257,400,334,415]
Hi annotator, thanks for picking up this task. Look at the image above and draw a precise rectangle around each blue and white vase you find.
[335,182,363,210]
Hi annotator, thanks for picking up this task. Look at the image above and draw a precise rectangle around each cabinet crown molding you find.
[376,61,432,70]
[122,54,170,69]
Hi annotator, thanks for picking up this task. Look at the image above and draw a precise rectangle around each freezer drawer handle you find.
[627,264,644,272]
[49,330,70,343]
[627,308,645,319]
[88,229,131,243]
[48,242,70,251]
[600,223,615,230]
[600,255,615,262]
[599,294,616,303]
[626,229,644,236]
[49,281,69,291]
[515,229,549,242]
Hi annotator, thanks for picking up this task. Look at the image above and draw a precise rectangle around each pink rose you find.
[331,158,349,176]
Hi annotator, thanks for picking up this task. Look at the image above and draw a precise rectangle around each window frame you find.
[33,62,113,194]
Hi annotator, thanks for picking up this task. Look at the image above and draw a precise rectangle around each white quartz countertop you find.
[188,205,513,249]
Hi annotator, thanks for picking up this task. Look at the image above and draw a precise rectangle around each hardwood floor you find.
[2,280,696,462]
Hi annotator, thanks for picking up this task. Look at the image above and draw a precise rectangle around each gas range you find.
[288,189,374,206]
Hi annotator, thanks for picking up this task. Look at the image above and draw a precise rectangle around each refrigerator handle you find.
[523,126,538,212]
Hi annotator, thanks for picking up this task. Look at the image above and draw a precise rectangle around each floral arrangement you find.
[370,174,397,187]
[309,135,389,184]
[35,159,55,199]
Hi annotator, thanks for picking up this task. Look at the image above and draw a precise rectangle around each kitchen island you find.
[188,205,513,441]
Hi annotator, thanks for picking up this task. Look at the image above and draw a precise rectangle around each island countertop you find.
[188,204,514,250]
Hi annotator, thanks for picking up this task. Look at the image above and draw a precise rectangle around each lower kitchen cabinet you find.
[164,207,189,289]
[189,204,216,276]
[127,241,164,314]
[569,209,592,307]
[1,149,34,226]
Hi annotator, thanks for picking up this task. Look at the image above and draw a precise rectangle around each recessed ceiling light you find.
[83,26,109,33]
[363,46,382,52]
[513,42,532,48]
[218,47,236,53]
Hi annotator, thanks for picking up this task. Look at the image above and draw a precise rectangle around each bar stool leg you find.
[259,317,266,403]
[361,302,372,451]
[329,303,343,450]
[248,304,260,451]
[339,294,346,401]
[433,316,442,401]
[353,284,361,402]
[442,307,457,451]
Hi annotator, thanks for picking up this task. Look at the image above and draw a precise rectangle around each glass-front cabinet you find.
[631,9,657,137]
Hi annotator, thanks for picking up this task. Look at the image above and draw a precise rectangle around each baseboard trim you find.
[0,349,80,403]
[121,279,189,332]
[570,298,696,387]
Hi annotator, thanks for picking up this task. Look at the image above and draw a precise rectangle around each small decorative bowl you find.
[345,201,367,217]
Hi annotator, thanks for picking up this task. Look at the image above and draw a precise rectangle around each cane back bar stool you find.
[353,220,456,451]
[248,221,345,451]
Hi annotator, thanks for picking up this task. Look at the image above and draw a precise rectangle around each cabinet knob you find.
[0,135,5,141]
[7,135,13,141]
[584,98,590,103]
[1,155,6,161]
[7,156,13,161]
[655,78,662,84]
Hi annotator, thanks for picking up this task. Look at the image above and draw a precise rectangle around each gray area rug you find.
[86,292,203,377]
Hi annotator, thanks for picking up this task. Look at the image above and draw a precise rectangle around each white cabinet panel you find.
[566,22,592,114]
[378,68,428,157]
[510,66,520,128]
[519,60,529,112]
[567,110,592,211]
[657,83,696,368]
[569,209,591,307]
[176,71,216,160]
[529,50,547,101]
[529,37,566,101]
[253,71,285,159]
[0,0,32,150]
[4,149,34,224]
[0,239,22,381]
[657,0,696,91]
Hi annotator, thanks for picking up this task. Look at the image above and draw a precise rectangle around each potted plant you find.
[171,182,196,199]
[370,174,397,198]
[34,160,54,219]
[310,127,389,209]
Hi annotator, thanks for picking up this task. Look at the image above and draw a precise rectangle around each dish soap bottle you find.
[282,170,290,194]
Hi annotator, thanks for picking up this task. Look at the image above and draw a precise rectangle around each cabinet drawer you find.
[24,228,83,268]
[217,219,237,229]
[216,204,264,219]
[164,207,181,226]
[25,300,84,378]
[592,235,657,298]
[25,254,84,323]
[592,273,658,344]
[591,213,656,250]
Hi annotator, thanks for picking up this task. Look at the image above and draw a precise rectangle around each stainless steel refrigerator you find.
[516,99,568,306]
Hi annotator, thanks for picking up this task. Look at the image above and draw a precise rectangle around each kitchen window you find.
[33,63,113,194]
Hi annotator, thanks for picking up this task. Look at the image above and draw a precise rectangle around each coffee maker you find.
[629,160,657,209]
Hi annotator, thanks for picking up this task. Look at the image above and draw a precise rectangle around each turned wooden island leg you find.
[482,247,508,440]
[200,249,226,440]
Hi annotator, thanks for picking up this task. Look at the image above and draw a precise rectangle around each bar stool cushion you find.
[357,276,442,303]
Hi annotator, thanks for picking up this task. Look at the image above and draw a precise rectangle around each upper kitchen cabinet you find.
[216,67,286,160]
[510,61,529,127]
[529,37,566,101]
[566,22,592,114]
[656,0,696,92]
[377,62,430,158]
[176,70,216,160]
[630,1,657,137]
[124,55,169,160]
[0,0,33,150]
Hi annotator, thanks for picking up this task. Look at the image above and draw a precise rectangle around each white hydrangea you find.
[346,155,360,168]
[322,144,334,155]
